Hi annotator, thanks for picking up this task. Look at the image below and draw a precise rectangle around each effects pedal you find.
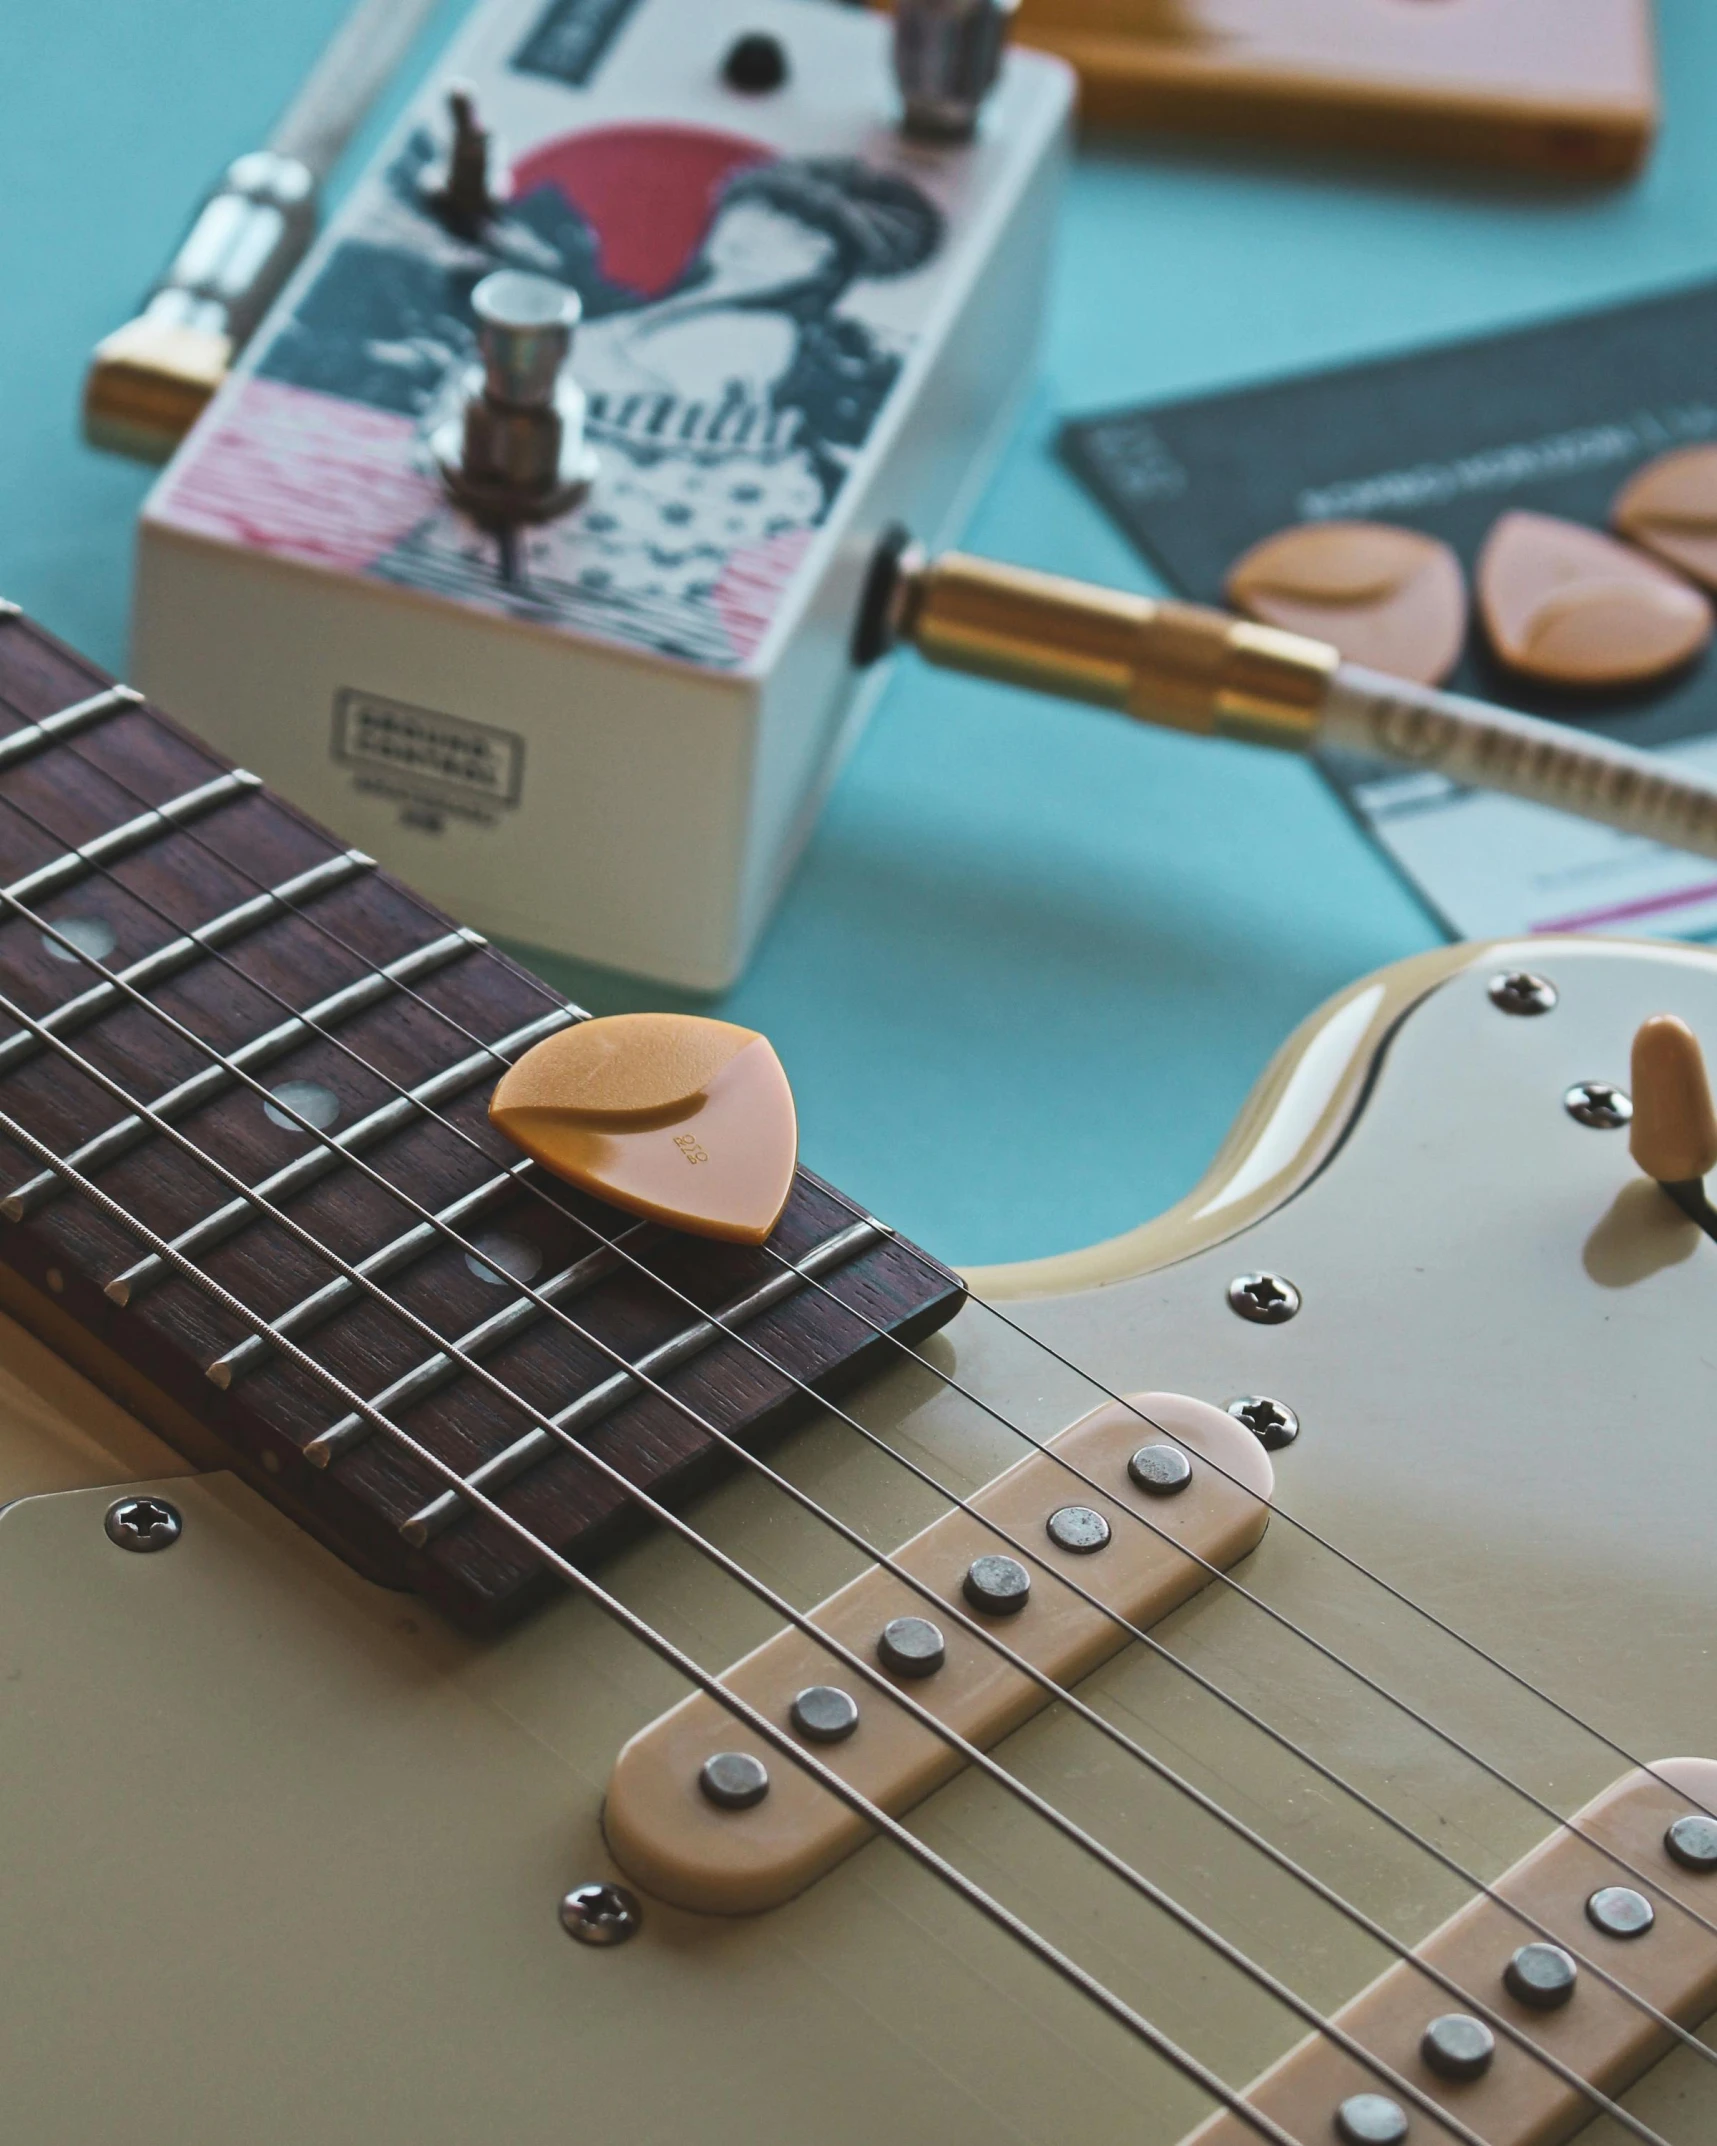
[133,0,1071,988]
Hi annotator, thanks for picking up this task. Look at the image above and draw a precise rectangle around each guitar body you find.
[3,930,1714,2141]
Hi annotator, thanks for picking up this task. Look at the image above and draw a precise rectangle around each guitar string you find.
[17,707,1699,1855]
[3,700,1714,2015]
[0,907,1699,2131]
[0,987,1539,2146]
[0,1088,1305,2146]
[1,756,1714,2065]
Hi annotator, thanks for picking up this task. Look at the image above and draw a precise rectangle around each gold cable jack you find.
[856,529,1717,866]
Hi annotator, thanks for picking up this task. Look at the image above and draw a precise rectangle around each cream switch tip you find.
[1629,1014,1717,1185]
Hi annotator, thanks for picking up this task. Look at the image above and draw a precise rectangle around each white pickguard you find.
[2,933,1713,2144]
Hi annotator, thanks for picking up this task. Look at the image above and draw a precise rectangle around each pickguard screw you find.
[1565,1081,1632,1130]
[1227,1273,1301,1324]
[559,1881,642,1946]
[1226,1396,1299,1450]
[104,1496,181,1552]
[1489,970,1557,1015]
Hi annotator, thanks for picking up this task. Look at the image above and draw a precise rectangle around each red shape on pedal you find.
[509,123,773,298]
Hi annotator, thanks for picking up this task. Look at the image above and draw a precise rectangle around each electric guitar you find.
[2,601,1715,2146]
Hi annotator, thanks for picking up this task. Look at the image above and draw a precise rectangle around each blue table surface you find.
[6,1,1717,1269]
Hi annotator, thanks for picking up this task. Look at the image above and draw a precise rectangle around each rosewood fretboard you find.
[0,607,964,1629]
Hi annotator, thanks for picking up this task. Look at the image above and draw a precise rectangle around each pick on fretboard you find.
[0,607,964,1629]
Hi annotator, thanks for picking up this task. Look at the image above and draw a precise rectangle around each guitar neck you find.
[0,608,963,1629]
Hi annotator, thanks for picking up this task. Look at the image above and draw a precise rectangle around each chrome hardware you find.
[1226,1395,1300,1450]
[1587,1884,1655,1937]
[893,0,1017,140]
[1565,1081,1633,1129]
[699,1752,770,1810]
[104,1497,182,1552]
[433,271,598,529]
[1227,1273,1301,1324]
[1045,1505,1110,1554]
[1504,1940,1578,2009]
[1420,2011,1495,2080]
[1667,1813,1717,1871]
[1126,1445,1192,1496]
[962,1553,1031,1615]
[558,1881,642,1946]
[1489,969,1558,1015]
[878,1616,946,1678]
[1334,2096,1407,2146]
[790,1686,860,1744]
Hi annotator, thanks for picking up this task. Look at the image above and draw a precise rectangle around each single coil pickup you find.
[604,1393,1273,1915]
[1186,1759,1717,2146]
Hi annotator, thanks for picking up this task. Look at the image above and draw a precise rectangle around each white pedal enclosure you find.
[133,0,1072,986]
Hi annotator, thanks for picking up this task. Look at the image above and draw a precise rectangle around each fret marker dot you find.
[465,1230,544,1287]
[264,1079,341,1132]
[43,915,115,965]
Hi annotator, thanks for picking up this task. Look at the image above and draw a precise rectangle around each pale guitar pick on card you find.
[1224,520,1468,686]
[489,1011,798,1244]
[1475,509,1712,687]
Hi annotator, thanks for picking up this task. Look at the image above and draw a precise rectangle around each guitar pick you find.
[1613,445,1717,591]
[1225,520,1467,685]
[490,1012,797,1244]
[1476,509,1711,687]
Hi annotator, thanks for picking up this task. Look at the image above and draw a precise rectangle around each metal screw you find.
[878,1615,946,1678]
[1226,1396,1300,1450]
[1420,2012,1494,2081]
[962,1553,1031,1615]
[1335,2094,1408,2145]
[1504,1940,1578,2009]
[1667,1813,1717,1871]
[790,1685,859,1744]
[1565,1081,1632,1130]
[1489,970,1558,1016]
[104,1496,182,1552]
[1588,1884,1655,1937]
[1046,1504,1111,1554]
[1127,1444,1192,1496]
[699,1751,770,1810]
[1227,1272,1301,1324]
[559,1881,642,1946]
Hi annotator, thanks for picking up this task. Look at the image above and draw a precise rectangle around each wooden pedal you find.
[604,1391,1272,1913]
[1188,1760,1717,2146]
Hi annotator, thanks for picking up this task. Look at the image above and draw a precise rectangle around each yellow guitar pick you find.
[489,1012,797,1244]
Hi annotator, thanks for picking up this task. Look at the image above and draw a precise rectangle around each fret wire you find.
[1,926,483,1221]
[305,1222,650,1466]
[397,1217,888,1541]
[0,775,1708,2070]
[206,1153,535,1385]
[0,782,1709,2050]
[0,850,373,1085]
[109,1009,575,1306]
[0,1092,1294,2145]
[0,682,140,772]
[0,1058,1516,2146]
[0,699,1709,2082]
[0,974,1675,2140]
[307,1211,871,1476]
[2,766,260,908]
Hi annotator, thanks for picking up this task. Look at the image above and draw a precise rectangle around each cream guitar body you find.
[4,933,1716,2145]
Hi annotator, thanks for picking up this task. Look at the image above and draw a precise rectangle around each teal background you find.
[5,2,1716,1266]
